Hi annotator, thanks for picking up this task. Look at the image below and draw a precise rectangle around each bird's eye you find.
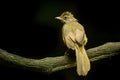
[64,16,68,20]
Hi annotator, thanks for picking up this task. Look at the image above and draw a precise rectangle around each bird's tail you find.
[74,44,90,76]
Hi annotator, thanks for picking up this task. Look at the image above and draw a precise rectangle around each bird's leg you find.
[64,49,70,56]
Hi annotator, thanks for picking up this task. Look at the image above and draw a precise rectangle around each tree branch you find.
[0,42,120,74]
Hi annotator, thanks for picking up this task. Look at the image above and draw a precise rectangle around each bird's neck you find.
[65,19,78,24]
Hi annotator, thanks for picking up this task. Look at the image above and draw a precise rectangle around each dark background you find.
[0,0,120,80]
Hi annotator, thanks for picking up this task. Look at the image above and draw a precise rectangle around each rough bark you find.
[0,42,120,74]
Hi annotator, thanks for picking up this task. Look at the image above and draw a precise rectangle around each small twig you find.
[0,42,120,74]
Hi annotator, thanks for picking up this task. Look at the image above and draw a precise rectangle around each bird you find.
[55,11,90,76]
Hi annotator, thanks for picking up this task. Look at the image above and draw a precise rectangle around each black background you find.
[0,0,120,80]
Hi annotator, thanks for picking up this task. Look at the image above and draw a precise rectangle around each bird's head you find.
[55,11,77,23]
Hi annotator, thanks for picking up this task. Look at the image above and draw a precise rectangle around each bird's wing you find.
[75,29,84,44]
[64,32,75,50]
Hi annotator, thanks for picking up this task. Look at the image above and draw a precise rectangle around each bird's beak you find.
[55,17,61,20]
